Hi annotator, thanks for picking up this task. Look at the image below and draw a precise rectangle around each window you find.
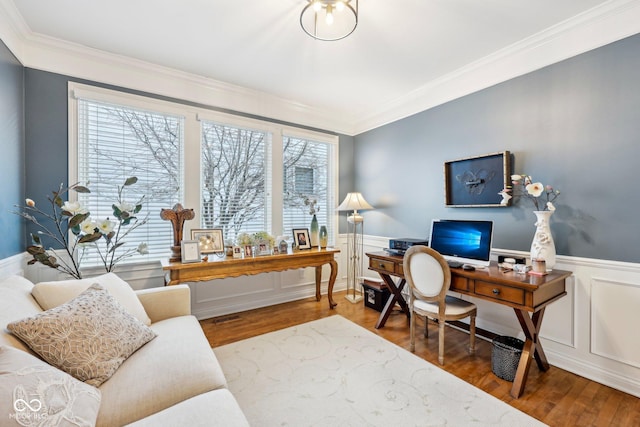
[73,95,183,264]
[200,120,272,242]
[70,83,338,268]
[283,135,335,243]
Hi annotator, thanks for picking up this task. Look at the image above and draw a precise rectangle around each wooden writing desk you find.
[162,248,340,309]
[366,251,572,398]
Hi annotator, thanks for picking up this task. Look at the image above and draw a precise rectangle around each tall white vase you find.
[530,210,556,270]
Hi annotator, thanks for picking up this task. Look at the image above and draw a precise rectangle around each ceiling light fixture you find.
[300,0,358,41]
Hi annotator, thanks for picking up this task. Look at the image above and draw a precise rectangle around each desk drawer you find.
[475,281,525,305]
[369,258,397,274]
[451,276,469,292]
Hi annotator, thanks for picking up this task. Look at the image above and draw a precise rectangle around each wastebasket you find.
[491,336,524,382]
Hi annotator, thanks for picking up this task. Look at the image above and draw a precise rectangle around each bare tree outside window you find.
[201,122,269,241]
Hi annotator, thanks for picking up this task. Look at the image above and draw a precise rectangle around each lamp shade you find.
[337,192,373,213]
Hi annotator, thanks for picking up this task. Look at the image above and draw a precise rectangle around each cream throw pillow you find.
[32,272,152,325]
[0,345,101,427]
[8,283,157,387]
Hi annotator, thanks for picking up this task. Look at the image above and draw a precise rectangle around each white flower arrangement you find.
[499,174,560,211]
[14,177,148,279]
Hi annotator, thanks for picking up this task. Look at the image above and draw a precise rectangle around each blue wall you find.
[0,40,24,259]
[11,34,640,263]
[354,33,640,263]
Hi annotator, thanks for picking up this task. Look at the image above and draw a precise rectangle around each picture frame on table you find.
[256,241,271,256]
[232,246,243,259]
[181,240,201,263]
[444,150,511,207]
[190,228,224,254]
[292,228,311,250]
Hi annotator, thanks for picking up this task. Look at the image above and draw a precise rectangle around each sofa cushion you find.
[32,272,152,325]
[7,283,156,387]
[0,276,42,353]
[96,315,227,427]
[0,345,101,427]
[125,389,249,427]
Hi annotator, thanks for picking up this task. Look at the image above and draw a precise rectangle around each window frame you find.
[68,83,339,267]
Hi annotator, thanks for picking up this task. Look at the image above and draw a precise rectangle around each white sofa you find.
[0,274,249,427]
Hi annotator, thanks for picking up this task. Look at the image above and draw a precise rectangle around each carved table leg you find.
[315,266,322,302]
[327,259,338,309]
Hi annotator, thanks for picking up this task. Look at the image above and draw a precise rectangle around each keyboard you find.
[447,260,464,268]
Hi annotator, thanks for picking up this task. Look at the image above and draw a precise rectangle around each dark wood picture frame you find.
[444,151,511,207]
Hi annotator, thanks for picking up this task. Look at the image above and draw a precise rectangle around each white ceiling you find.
[4,0,640,134]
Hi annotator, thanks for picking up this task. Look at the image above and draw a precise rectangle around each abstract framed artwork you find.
[444,151,511,207]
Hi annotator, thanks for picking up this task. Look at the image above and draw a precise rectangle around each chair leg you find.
[468,314,476,355]
[410,312,416,352]
[438,320,445,365]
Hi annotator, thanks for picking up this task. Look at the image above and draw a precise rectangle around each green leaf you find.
[124,177,138,186]
[26,245,45,255]
[54,195,63,207]
[69,212,89,228]
[112,204,122,217]
[74,185,91,194]
[31,234,41,245]
[79,231,102,243]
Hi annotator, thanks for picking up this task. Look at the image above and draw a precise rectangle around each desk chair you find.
[403,246,476,365]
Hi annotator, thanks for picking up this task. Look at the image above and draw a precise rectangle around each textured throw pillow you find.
[32,272,152,325]
[7,283,157,387]
[0,345,101,427]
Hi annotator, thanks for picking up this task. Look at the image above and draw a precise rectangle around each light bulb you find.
[326,4,334,25]
[336,1,345,12]
[313,0,322,12]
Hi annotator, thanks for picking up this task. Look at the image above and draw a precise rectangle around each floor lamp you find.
[337,192,373,303]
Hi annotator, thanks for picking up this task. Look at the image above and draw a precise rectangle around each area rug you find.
[213,315,545,427]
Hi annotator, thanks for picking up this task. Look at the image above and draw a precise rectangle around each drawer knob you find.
[379,263,386,269]
[492,288,500,295]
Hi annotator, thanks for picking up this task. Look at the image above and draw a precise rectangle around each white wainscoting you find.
[2,235,639,398]
[361,235,640,399]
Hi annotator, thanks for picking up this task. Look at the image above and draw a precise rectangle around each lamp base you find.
[345,293,363,303]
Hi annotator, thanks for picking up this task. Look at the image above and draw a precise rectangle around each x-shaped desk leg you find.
[511,307,549,398]
[375,274,410,329]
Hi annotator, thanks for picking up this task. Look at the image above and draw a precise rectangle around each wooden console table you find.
[366,251,572,398]
[162,248,340,309]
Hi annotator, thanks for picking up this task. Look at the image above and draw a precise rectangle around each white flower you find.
[526,182,544,198]
[511,174,522,182]
[115,201,135,214]
[80,218,97,234]
[25,198,35,207]
[546,202,556,211]
[62,200,87,215]
[137,242,149,255]
[98,219,115,234]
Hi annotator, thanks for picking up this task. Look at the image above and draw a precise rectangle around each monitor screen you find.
[428,219,494,267]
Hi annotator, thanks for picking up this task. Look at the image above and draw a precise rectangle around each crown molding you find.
[352,0,640,134]
[2,0,640,136]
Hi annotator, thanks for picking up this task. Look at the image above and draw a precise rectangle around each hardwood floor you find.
[200,290,640,426]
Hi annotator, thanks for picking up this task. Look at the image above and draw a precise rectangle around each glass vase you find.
[310,214,319,247]
[319,225,328,248]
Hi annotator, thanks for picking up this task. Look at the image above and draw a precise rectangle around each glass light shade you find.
[300,0,358,41]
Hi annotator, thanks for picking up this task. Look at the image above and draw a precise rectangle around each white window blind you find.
[283,135,334,244]
[201,120,272,244]
[76,98,184,265]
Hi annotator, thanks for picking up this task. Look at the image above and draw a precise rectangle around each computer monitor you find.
[428,219,494,267]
